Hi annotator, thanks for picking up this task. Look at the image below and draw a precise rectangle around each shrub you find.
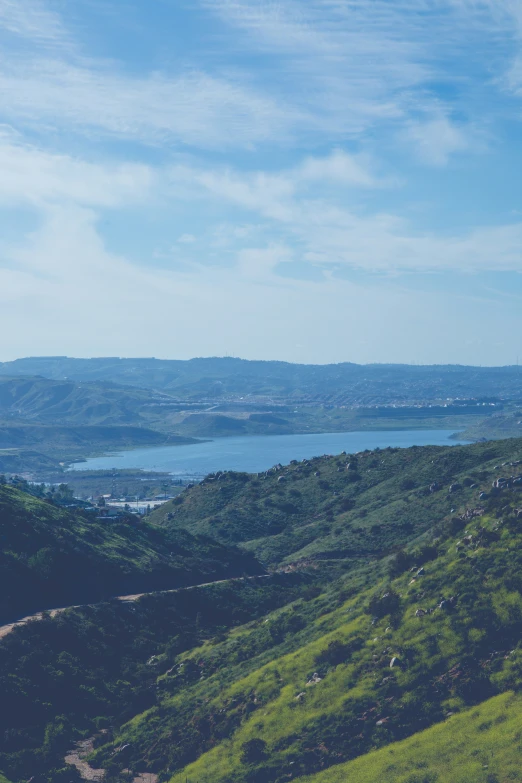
[367,589,401,618]
[315,637,364,667]
[241,738,268,764]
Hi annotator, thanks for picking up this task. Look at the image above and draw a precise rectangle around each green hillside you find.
[2,440,522,783]
[0,484,262,623]
[152,438,522,566]
[0,422,186,451]
[307,691,522,783]
[173,412,299,438]
[0,576,306,783]
[94,465,522,783]
[0,376,179,426]
[459,408,522,441]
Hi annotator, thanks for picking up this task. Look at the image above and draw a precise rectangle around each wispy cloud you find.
[168,153,522,273]
[404,114,476,166]
[1,0,519,152]
[0,130,155,207]
[0,0,68,44]
[0,57,293,147]
[2,0,522,364]
[2,200,521,365]
[200,0,520,141]
[169,150,387,221]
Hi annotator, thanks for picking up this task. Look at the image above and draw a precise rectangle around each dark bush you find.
[315,637,364,667]
[388,549,413,577]
[367,589,401,618]
[241,738,268,764]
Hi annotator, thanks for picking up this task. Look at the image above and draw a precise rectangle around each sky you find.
[1,0,522,366]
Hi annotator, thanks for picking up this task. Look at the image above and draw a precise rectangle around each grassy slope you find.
[460,408,522,441]
[0,422,195,476]
[0,376,175,426]
[152,439,522,567]
[307,691,522,783]
[0,376,200,471]
[0,423,193,461]
[0,448,60,473]
[4,440,522,782]
[168,408,486,439]
[93,448,522,783]
[0,577,306,783]
[0,484,262,622]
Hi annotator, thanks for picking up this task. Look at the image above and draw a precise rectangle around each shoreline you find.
[69,428,472,479]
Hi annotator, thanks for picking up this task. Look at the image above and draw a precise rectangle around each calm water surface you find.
[70,430,470,479]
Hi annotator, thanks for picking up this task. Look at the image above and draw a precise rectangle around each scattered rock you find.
[306,672,322,686]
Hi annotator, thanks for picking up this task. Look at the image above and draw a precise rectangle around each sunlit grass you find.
[305,692,522,783]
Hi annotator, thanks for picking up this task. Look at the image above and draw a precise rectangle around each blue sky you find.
[1,0,522,365]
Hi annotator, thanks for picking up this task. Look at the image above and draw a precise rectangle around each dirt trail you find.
[0,574,270,641]
[65,738,106,781]
[65,737,159,782]
[0,607,68,640]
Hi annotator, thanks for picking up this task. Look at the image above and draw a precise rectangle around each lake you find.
[70,429,471,480]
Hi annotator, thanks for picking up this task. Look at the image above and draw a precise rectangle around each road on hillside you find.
[0,574,271,641]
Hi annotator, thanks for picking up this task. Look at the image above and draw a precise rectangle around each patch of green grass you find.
[306,691,522,783]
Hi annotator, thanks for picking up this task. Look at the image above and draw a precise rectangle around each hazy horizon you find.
[2,354,522,370]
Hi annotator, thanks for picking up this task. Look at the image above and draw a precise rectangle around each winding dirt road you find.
[0,574,271,641]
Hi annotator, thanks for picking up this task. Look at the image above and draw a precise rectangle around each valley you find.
[1,359,521,496]
[1,437,522,782]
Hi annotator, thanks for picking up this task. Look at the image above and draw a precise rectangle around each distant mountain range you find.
[2,356,522,402]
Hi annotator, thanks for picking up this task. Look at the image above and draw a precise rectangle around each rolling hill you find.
[93,448,522,783]
[0,483,262,624]
[0,376,199,472]
[0,421,191,460]
[2,356,522,402]
[151,438,522,567]
[2,439,522,782]
[0,375,184,426]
